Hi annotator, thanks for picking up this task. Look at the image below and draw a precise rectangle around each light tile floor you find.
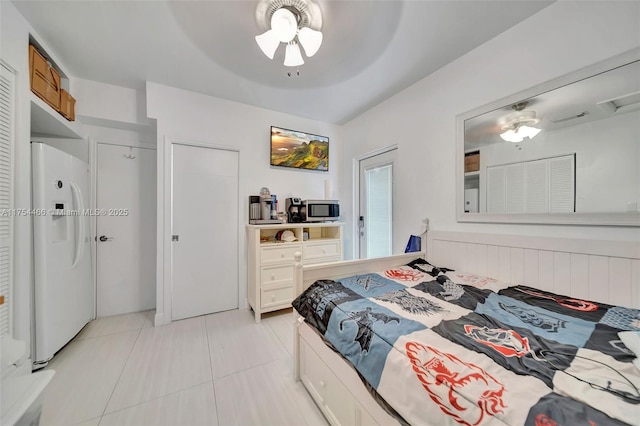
[40,308,327,426]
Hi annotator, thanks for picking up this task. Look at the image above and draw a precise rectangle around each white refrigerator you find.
[32,142,94,364]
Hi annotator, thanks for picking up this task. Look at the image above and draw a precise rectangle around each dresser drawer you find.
[303,241,341,261]
[260,265,294,286]
[261,284,294,309]
[304,256,341,266]
[260,245,301,265]
[300,338,356,425]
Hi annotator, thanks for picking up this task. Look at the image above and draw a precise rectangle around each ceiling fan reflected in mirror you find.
[500,101,542,143]
[255,0,323,67]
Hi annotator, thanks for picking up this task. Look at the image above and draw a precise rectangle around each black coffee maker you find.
[286,197,303,223]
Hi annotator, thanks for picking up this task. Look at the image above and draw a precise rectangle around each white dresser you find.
[246,223,343,322]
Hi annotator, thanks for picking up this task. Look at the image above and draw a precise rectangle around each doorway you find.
[170,143,239,321]
[96,143,156,317]
[358,147,397,259]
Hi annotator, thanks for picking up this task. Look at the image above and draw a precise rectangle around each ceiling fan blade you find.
[297,27,323,57]
[255,29,280,59]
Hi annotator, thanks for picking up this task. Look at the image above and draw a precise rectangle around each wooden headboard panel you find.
[427,231,640,309]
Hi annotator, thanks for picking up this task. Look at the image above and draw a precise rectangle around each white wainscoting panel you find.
[476,244,488,277]
[588,256,609,307]
[633,260,640,311]
[523,249,539,289]
[609,258,632,308]
[537,251,554,293]
[499,246,511,283]
[570,254,589,301]
[487,245,500,281]
[511,248,524,285]
[553,252,571,297]
[428,231,640,309]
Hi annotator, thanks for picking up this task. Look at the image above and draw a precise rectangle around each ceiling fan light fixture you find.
[271,8,298,42]
[297,27,323,57]
[500,124,542,143]
[500,105,542,142]
[284,42,304,67]
[255,30,280,59]
[500,129,523,143]
[518,125,541,139]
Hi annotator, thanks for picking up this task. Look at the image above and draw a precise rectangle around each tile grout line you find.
[94,379,216,421]
[76,312,152,342]
[213,356,293,381]
[99,315,215,420]
[203,315,221,426]
[264,315,295,357]
[96,322,146,424]
[213,312,294,380]
[75,326,144,342]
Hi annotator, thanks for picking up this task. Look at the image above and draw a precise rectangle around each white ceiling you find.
[12,0,554,124]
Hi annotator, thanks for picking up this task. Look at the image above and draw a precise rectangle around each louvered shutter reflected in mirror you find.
[486,166,506,213]
[550,155,576,213]
[525,159,549,213]
[505,163,525,213]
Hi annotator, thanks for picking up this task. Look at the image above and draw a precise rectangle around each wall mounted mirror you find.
[456,49,640,226]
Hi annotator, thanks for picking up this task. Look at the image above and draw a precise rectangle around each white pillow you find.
[444,270,510,292]
[619,330,640,358]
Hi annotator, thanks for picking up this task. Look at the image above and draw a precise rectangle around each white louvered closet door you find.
[0,64,15,337]
[550,154,576,212]
[525,159,549,213]
[505,163,525,213]
[486,165,506,213]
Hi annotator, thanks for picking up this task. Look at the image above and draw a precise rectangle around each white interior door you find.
[96,144,156,317]
[358,148,396,259]
[171,144,238,321]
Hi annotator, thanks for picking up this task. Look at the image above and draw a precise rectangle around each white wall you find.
[146,82,342,325]
[340,1,640,259]
[74,78,151,129]
[478,111,640,213]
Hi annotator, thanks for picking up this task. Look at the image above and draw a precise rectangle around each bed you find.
[292,231,640,426]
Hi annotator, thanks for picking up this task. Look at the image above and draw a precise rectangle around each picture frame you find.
[270,126,329,171]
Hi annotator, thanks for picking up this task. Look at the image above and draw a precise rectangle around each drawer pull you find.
[271,274,275,280]
[319,380,326,388]
[281,253,285,258]
[272,294,276,302]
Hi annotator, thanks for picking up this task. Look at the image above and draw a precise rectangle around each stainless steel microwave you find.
[302,200,340,222]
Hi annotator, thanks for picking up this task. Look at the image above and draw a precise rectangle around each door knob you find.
[98,235,113,242]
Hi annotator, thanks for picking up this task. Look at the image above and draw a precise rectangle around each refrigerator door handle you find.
[70,182,85,269]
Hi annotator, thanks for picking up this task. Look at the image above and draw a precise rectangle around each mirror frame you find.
[456,48,640,227]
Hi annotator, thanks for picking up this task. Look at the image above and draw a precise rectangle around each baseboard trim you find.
[153,312,166,327]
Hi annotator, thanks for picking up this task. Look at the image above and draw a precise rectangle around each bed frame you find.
[292,230,640,425]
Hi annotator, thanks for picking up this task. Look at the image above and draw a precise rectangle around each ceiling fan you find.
[254,0,324,67]
[500,101,542,143]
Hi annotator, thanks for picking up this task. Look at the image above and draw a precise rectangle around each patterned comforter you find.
[292,259,640,426]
